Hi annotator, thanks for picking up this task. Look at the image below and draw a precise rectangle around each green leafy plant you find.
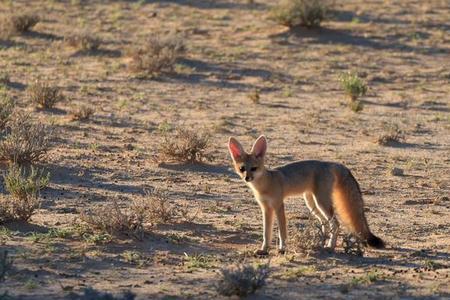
[340,72,368,101]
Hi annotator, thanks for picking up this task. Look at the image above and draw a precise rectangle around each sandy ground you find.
[0,0,449,299]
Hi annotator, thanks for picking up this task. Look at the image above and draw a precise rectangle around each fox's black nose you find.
[245,176,252,182]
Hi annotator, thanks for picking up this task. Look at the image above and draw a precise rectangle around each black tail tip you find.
[367,234,385,249]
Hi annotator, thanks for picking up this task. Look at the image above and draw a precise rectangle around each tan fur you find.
[228,135,384,254]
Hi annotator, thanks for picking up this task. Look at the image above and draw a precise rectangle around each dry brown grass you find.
[0,165,49,223]
[159,127,212,163]
[64,32,101,52]
[70,105,95,121]
[0,113,51,165]
[342,234,365,256]
[270,0,329,28]
[81,198,147,240]
[127,32,185,76]
[291,217,327,254]
[0,94,15,131]
[27,80,64,109]
[0,13,39,37]
[216,264,269,297]
[80,189,197,240]
[377,125,405,146]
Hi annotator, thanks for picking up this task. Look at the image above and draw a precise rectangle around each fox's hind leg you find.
[311,191,340,250]
[303,192,327,233]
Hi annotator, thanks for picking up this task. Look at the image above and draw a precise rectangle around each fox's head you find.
[228,135,267,183]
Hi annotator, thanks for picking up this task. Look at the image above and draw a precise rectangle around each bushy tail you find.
[332,167,385,249]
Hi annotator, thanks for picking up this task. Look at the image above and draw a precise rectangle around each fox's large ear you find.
[228,137,245,161]
[251,135,267,158]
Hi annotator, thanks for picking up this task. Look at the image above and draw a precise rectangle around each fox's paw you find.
[254,249,269,257]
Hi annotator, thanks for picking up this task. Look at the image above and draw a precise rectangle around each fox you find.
[228,135,385,255]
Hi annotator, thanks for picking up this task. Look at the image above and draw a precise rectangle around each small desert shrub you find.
[70,105,94,121]
[27,80,64,109]
[340,72,367,101]
[291,217,326,253]
[64,32,101,52]
[128,32,185,76]
[81,198,146,240]
[159,127,211,163]
[342,234,364,256]
[216,264,269,297]
[377,124,405,146]
[1,165,49,222]
[0,113,51,164]
[0,94,15,130]
[271,0,329,28]
[0,13,39,37]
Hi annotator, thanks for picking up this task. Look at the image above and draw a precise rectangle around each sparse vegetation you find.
[0,13,40,37]
[128,32,185,76]
[64,32,101,52]
[0,113,51,164]
[349,100,364,113]
[27,80,64,109]
[377,124,405,146]
[80,198,146,240]
[271,0,329,28]
[159,127,211,163]
[70,105,94,121]
[0,94,15,130]
[291,217,326,253]
[216,264,269,297]
[66,287,135,300]
[1,165,49,222]
[340,72,368,101]
[342,234,365,256]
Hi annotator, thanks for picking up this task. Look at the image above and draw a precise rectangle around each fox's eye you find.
[239,166,245,172]
[250,167,257,171]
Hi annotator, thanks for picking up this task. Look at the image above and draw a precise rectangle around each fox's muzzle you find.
[245,175,253,182]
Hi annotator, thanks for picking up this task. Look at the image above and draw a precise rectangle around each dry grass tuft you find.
[80,189,197,240]
[128,32,185,76]
[271,0,329,28]
[64,32,101,52]
[216,264,269,297]
[291,217,326,253]
[0,13,40,37]
[0,165,49,223]
[377,124,405,146]
[0,94,15,131]
[342,234,365,256]
[81,198,147,240]
[27,80,64,109]
[159,127,212,163]
[70,105,95,121]
[0,113,51,165]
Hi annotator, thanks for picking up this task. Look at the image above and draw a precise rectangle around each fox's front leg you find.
[275,203,287,254]
[256,205,274,256]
